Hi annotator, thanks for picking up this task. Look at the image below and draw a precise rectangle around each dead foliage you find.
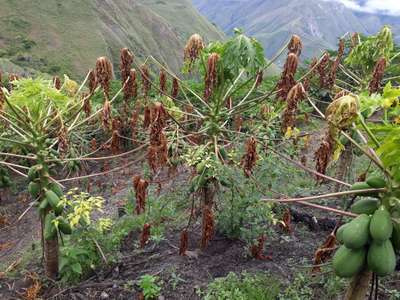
[281,83,306,133]
[288,35,303,56]
[317,52,331,89]
[140,64,151,98]
[159,69,167,95]
[179,229,189,256]
[124,69,137,101]
[369,57,386,94]
[250,235,272,260]
[314,131,335,181]
[277,53,298,100]
[53,76,62,90]
[139,223,151,248]
[279,209,292,233]
[133,175,149,215]
[171,77,179,98]
[241,137,259,177]
[88,69,97,93]
[204,53,220,101]
[120,48,134,84]
[312,232,337,273]
[184,34,205,70]
[95,57,113,99]
[21,272,42,300]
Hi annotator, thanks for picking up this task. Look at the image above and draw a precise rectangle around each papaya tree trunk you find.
[344,270,372,300]
[42,213,59,279]
[45,237,59,279]
[200,183,216,249]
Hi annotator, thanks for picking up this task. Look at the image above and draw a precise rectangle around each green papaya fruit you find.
[333,245,366,278]
[28,165,42,181]
[196,161,206,174]
[350,199,379,215]
[343,214,371,249]
[53,203,64,216]
[58,218,72,235]
[366,176,386,189]
[44,213,57,240]
[391,222,400,253]
[45,190,60,209]
[336,224,348,244]
[350,182,379,197]
[350,182,371,191]
[367,240,396,276]
[28,182,41,198]
[38,198,49,211]
[370,206,393,243]
[45,189,63,215]
[2,176,11,187]
[49,182,63,198]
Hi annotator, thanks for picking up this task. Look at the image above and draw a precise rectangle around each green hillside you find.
[193,0,400,64]
[0,58,41,77]
[0,0,224,78]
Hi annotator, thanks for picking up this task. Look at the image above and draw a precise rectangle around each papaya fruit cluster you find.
[0,167,11,188]
[28,164,72,240]
[333,175,400,278]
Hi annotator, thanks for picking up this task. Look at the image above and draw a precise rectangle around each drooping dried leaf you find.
[369,57,386,94]
[204,53,220,101]
[312,232,337,273]
[139,223,151,248]
[159,69,167,95]
[82,93,92,117]
[88,69,97,93]
[317,52,331,89]
[288,35,303,56]
[184,34,205,70]
[53,76,62,90]
[250,235,272,260]
[95,57,113,99]
[133,175,149,215]
[171,77,179,98]
[241,137,258,177]
[279,209,292,233]
[281,83,306,133]
[123,69,137,101]
[120,48,134,83]
[314,131,335,181]
[327,39,345,89]
[277,53,298,100]
[179,229,189,256]
[140,64,151,98]
[102,99,112,129]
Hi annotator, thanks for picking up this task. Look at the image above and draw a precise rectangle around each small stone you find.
[100,291,109,299]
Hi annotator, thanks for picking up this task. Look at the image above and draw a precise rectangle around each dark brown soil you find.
[40,223,323,300]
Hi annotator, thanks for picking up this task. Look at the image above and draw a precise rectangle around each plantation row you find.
[1,26,400,299]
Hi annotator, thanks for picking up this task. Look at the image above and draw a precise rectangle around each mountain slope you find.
[193,0,398,64]
[0,0,224,78]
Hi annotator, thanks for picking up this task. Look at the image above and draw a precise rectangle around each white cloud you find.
[326,0,400,15]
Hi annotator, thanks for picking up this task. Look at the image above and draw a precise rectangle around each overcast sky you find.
[329,0,400,15]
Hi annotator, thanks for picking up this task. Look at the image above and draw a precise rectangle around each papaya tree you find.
[263,26,400,298]
[0,71,128,278]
